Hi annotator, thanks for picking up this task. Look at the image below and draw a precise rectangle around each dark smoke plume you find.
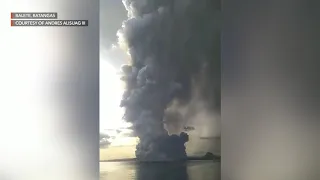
[117,0,220,161]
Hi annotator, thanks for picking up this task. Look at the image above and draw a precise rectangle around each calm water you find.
[100,161,220,180]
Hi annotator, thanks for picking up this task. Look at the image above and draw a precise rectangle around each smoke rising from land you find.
[117,0,220,161]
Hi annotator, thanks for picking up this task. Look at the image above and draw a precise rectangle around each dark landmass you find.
[100,152,220,163]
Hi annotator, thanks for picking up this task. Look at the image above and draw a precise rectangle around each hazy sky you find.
[100,0,128,132]
[100,0,128,68]
[99,1,138,158]
[100,0,126,47]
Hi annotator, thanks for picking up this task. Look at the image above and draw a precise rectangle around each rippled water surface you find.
[100,161,220,180]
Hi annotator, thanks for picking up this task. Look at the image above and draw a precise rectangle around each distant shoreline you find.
[100,155,221,163]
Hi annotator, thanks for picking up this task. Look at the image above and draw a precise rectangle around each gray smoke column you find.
[117,0,220,161]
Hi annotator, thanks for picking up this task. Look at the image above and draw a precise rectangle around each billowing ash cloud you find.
[117,0,220,161]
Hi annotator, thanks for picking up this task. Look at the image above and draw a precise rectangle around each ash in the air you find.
[117,0,220,161]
